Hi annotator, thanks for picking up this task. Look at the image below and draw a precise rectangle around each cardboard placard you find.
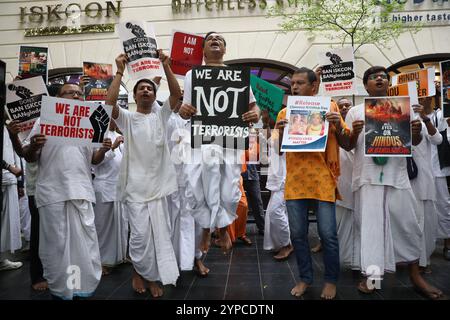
[39,96,112,147]
[281,96,331,152]
[318,47,356,96]
[170,31,204,78]
[191,66,250,150]
[250,74,284,122]
[83,62,113,102]
[364,96,412,157]
[118,21,163,80]
[391,67,436,97]
[18,46,48,83]
[5,77,48,141]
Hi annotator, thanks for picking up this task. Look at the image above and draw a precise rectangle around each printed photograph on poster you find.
[170,30,204,78]
[118,21,163,80]
[83,62,113,101]
[5,77,48,141]
[117,94,129,109]
[318,47,356,96]
[364,97,412,157]
[281,96,331,152]
[441,60,450,118]
[39,96,113,147]
[18,46,48,83]
[191,66,250,150]
[391,67,436,97]
[250,74,284,122]
[387,81,418,105]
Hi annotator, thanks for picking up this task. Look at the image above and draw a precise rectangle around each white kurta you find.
[263,145,290,251]
[346,104,422,276]
[28,119,101,299]
[411,123,442,266]
[336,147,354,267]
[93,130,127,267]
[182,70,257,229]
[1,128,21,253]
[114,99,179,284]
[429,109,450,239]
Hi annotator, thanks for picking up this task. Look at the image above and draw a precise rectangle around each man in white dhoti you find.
[23,83,111,300]
[92,120,127,275]
[6,119,47,289]
[178,32,260,254]
[335,98,355,267]
[0,127,22,271]
[106,50,181,297]
[345,66,443,299]
[427,86,450,260]
[17,160,31,250]
[411,98,442,271]
[166,100,209,276]
[263,112,293,260]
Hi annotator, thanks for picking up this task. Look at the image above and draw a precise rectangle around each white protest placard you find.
[318,47,356,96]
[118,21,163,80]
[5,77,48,141]
[39,96,112,147]
[281,96,331,152]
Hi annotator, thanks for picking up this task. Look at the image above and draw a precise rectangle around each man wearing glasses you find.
[345,66,443,299]
[23,82,112,300]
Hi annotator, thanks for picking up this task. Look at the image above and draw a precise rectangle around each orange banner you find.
[392,68,435,97]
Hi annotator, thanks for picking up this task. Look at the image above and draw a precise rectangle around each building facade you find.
[0,0,449,105]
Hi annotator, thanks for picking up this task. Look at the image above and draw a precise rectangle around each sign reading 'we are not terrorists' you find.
[191,66,250,150]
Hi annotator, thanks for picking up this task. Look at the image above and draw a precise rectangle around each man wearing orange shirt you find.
[274,67,363,300]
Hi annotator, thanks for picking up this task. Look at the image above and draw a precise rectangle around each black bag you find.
[407,157,418,180]
[434,112,450,170]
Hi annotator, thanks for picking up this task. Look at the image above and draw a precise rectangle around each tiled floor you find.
[1,224,449,300]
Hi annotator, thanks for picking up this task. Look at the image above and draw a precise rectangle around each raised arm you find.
[158,50,182,110]
[106,54,128,120]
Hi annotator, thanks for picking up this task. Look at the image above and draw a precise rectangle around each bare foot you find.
[217,228,232,254]
[291,282,309,297]
[200,229,211,254]
[102,266,110,276]
[148,281,163,298]
[238,236,252,246]
[311,243,322,253]
[31,281,48,291]
[357,280,376,294]
[320,282,337,300]
[410,273,443,300]
[419,266,432,274]
[274,244,293,261]
[193,258,210,277]
[132,269,146,294]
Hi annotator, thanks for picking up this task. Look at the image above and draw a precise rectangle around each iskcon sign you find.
[19,1,122,37]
